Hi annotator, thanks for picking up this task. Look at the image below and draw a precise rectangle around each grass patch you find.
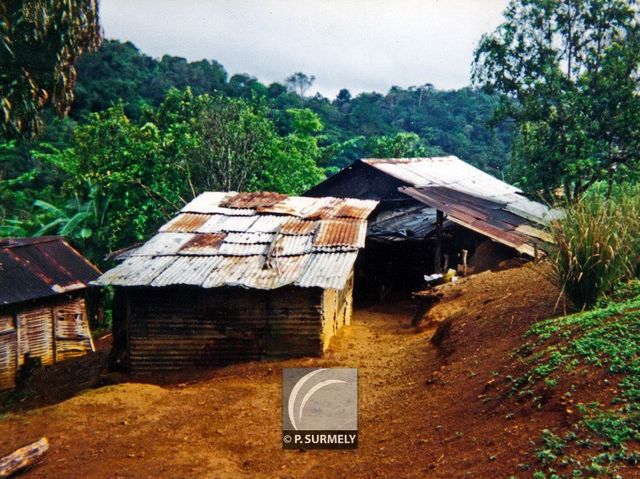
[551,183,640,309]
[508,281,640,477]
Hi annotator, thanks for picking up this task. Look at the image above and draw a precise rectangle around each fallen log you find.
[0,437,49,478]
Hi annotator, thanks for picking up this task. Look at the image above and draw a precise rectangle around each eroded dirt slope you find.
[1,263,569,478]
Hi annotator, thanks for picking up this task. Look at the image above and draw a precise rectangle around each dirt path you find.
[0,264,565,478]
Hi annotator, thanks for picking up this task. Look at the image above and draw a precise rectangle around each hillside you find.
[71,40,513,173]
[4,263,636,478]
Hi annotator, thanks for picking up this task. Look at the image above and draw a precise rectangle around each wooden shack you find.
[96,192,377,373]
[0,237,101,390]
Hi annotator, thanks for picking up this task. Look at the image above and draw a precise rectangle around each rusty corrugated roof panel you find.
[160,213,211,233]
[332,199,381,219]
[0,237,101,306]
[179,234,226,255]
[95,192,378,290]
[220,191,288,209]
[313,219,367,248]
[280,218,317,235]
[400,186,543,256]
[256,196,319,216]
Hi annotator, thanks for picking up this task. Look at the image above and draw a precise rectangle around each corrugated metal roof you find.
[95,192,378,290]
[400,186,549,256]
[0,237,101,306]
[362,156,553,225]
[367,205,442,241]
[314,219,367,248]
[160,213,210,233]
[132,233,195,256]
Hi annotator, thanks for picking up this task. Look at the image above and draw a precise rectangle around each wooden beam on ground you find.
[0,437,49,478]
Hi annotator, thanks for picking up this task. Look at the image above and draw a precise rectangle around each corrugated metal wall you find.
[1,296,94,390]
[126,284,351,373]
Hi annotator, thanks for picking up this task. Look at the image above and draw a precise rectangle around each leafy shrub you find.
[551,183,640,309]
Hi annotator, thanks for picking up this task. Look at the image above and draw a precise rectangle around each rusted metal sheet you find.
[314,219,367,248]
[0,330,17,390]
[256,195,319,216]
[332,199,380,219]
[96,192,378,291]
[220,191,288,209]
[179,233,226,255]
[0,237,101,306]
[54,298,94,361]
[401,186,544,256]
[160,213,210,233]
[18,307,54,367]
[280,218,317,235]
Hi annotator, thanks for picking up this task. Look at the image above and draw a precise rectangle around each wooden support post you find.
[434,210,444,273]
[461,249,468,276]
[0,438,49,478]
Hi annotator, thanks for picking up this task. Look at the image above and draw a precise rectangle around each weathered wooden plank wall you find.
[125,281,355,373]
[1,295,95,390]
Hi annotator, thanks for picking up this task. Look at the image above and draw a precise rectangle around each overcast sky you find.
[101,0,510,98]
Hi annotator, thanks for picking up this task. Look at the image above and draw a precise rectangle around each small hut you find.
[0,237,101,390]
[95,192,378,373]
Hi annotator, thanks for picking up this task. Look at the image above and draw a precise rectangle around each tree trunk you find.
[0,438,49,478]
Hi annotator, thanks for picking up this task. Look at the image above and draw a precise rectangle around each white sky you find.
[101,0,510,98]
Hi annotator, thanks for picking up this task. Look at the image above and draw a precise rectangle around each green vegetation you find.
[508,282,640,477]
[473,0,640,200]
[551,183,640,309]
[0,0,101,139]
[0,37,515,265]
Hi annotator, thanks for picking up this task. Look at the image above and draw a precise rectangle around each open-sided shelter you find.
[95,192,378,373]
[306,156,555,293]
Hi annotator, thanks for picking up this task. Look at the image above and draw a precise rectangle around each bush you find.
[551,183,640,309]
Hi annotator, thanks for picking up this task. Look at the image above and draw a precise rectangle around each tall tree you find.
[473,0,640,199]
[0,0,102,139]
[286,72,316,97]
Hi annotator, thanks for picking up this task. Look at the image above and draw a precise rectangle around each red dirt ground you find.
[0,262,611,478]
